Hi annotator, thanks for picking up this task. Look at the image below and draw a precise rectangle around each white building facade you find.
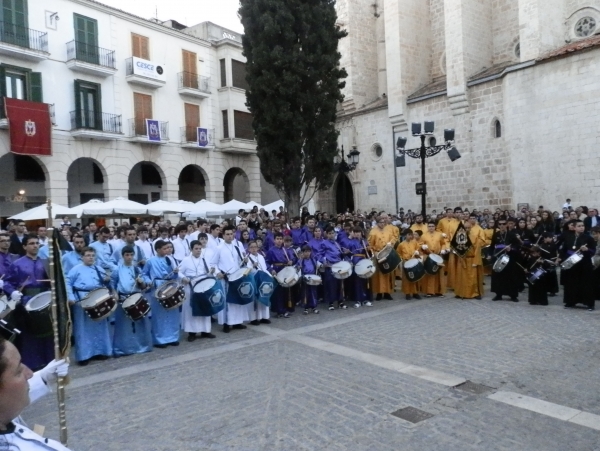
[317,0,600,214]
[0,0,273,219]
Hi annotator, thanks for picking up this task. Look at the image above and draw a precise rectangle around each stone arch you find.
[223,167,250,202]
[334,172,355,214]
[0,153,49,219]
[178,164,207,202]
[128,161,166,204]
[67,157,108,206]
[491,117,502,138]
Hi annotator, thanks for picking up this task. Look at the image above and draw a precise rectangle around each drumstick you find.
[17,276,31,292]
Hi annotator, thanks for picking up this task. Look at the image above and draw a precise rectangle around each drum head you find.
[377,247,391,259]
[429,254,444,265]
[193,277,216,294]
[404,258,421,269]
[25,291,51,311]
[332,261,352,272]
[278,267,297,279]
[82,288,110,307]
[228,269,247,282]
[122,293,142,308]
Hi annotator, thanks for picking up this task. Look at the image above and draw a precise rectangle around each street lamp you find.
[333,145,360,213]
[396,122,460,217]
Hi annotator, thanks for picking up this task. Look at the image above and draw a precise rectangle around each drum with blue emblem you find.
[227,268,256,305]
[191,276,225,316]
[253,270,274,307]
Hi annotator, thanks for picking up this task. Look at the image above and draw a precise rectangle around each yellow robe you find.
[410,223,428,236]
[483,228,494,276]
[419,231,448,295]
[436,218,460,289]
[368,227,395,294]
[397,239,420,295]
[454,228,485,299]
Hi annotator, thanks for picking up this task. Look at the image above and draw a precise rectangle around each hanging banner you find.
[197,127,208,147]
[5,98,52,156]
[450,221,472,258]
[146,119,161,142]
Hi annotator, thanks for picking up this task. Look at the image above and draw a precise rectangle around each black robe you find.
[539,241,559,294]
[560,233,596,308]
[490,230,521,298]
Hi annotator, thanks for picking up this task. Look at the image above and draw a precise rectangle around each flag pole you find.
[47,199,69,445]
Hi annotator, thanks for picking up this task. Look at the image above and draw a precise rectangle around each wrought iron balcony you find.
[70,110,122,139]
[0,21,48,60]
[177,72,210,98]
[128,118,169,143]
[180,126,214,148]
[66,40,117,76]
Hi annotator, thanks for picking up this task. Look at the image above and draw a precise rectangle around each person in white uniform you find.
[206,224,222,250]
[212,226,250,333]
[245,240,272,325]
[0,335,70,450]
[178,235,217,341]
[171,225,191,263]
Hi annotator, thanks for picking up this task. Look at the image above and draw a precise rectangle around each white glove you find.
[442,233,447,238]
[413,251,420,257]
[421,245,428,250]
[37,359,69,384]
[0,279,3,290]
[11,291,22,302]
[441,249,447,255]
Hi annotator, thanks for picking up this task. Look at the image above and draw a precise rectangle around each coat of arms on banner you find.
[197,127,208,147]
[146,119,161,142]
[450,222,472,258]
[25,120,36,137]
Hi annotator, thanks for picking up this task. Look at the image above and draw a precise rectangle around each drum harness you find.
[72,265,109,303]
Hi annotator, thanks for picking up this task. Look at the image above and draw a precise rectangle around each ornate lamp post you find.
[333,145,360,213]
[396,122,460,217]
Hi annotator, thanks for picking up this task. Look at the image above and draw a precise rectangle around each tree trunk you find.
[286,190,301,218]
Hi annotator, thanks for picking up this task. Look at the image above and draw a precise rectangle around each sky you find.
[96,0,244,33]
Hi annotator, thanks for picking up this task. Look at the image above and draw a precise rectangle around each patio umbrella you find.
[9,202,73,221]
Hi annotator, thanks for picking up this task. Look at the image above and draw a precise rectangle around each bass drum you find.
[24,292,54,337]
[376,246,401,274]
[423,254,444,275]
[403,259,425,283]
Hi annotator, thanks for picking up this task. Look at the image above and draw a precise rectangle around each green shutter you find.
[74,79,81,128]
[29,71,42,102]
[12,0,26,27]
[0,66,5,119]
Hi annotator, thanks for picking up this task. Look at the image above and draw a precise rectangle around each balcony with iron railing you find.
[177,72,211,99]
[180,126,215,149]
[0,21,49,60]
[125,57,166,89]
[70,110,122,140]
[0,102,55,128]
[66,40,117,77]
[128,118,169,144]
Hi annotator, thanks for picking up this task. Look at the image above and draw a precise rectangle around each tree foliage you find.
[239,0,347,213]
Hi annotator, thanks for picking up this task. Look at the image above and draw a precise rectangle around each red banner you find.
[5,97,52,156]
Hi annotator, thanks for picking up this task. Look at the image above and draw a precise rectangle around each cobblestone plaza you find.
[25,286,600,450]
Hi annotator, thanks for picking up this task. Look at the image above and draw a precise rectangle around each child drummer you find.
[265,233,296,318]
[299,245,320,314]
[347,227,372,308]
[525,246,551,306]
[319,226,348,310]
[246,240,272,325]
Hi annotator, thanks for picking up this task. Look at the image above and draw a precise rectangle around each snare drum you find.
[493,254,510,273]
[155,281,185,310]
[191,277,225,316]
[303,274,323,286]
[331,261,353,280]
[227,268,256,305]
[527,267,547,285]
[121,293,151,321]
[376,246,401,274]
[560,252,583,270]
[24,291,54,337]
[276,266,301,288]
[81,288,117,321]
[254,270,275,306]
[354,258,377,279]
[403,259,425,282]
[423,254,444,275]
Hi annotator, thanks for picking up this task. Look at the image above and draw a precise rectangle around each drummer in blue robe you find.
[89,227,118,273]
[142,240,181,347]
[282,236,300,312]
[346,227,372,308]
[265,232,294,318]
[299,245,320,314]
[0,231,19,292]
[111,227,146,267]
[3,235,53,370]
[61,234,85,274]
[65,247,113,365]
[290,217,308,248]
[246,240,273,325]
[110,246,152,356]
[319,226,349,310]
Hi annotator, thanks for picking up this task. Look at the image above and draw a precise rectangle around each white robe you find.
[206,234,222,250]
[246,254,270,321]
[172,237,191,262]
[212,241,249,325]
[178,249,215,333]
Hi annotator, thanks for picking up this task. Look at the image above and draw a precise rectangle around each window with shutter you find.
[234,110,254,140]
[231,60,249,91]
[182,50,198,89]
[184,103,200,142]
[133,92,152,135]
[219,59,226,87]
[131,33,150,59]
[222,110,229,139]
[73,14,99,65]
[1,0,28,48]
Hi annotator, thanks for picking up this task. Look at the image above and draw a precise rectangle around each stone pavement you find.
[23,281,600,451]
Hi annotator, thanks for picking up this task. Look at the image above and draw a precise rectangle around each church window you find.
[575,17,596,37]
[370,143,383,161]
[494,120,502,138]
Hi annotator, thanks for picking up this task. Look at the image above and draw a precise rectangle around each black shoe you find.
[223,324,231,333]
[233,324,247,329]
[375,294,382,301]
[187,334,197,342]
[413,294,422,300]
[278,312,291,318]
[250,320,260,326]
[260,319,271,324]
[339,302,348,309]
[405,295,412,300]
[383,293,393,300]
[588,308,595,312]
[200,332,216,339]
[564,305,575,309]
[170,341,180,346]
[211,317,216,323]
[492,296,502,301]
[475,296,482,300]
[511,298,519,302]
[78,359,90,366]
[93,355,110,361]
[455,295,462,299]
[154,344,167,348]
[548,293,556,297]
[303,309,309,315]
